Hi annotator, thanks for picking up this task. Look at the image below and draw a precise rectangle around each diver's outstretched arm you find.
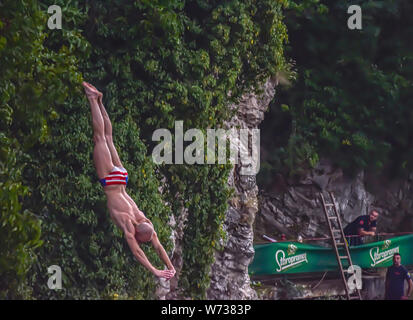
[151,232,176,280]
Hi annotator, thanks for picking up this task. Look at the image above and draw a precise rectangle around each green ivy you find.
[2,0,290,299]
[259,0,413,186]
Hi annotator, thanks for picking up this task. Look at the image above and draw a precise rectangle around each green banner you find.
[249,235,413,276]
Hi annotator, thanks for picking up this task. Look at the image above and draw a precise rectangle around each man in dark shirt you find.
[385,253,412,300]
[343,210,378,246]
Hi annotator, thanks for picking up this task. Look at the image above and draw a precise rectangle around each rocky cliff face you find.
[207,79,278,299]
[157,78,278,300]
[253,159,413,300]
[160,204,188,300]
[255,158,413,243]
[158,78,413,300]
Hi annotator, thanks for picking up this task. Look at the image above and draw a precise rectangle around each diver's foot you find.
[87,82,104,105]
[82,81,102,100]
[84,82,102,95]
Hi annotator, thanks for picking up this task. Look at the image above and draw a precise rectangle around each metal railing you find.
[261,232,413,244]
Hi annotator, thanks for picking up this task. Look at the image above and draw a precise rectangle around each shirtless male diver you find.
[82,81,175,280]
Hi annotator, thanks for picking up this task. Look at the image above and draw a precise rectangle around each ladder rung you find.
[322,192,361,301]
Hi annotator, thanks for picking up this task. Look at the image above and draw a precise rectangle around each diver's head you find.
[135,222,154,243]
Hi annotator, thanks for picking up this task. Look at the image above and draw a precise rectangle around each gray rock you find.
[159,69,413,299]
[207,78,278,300]
[256,160,413,243]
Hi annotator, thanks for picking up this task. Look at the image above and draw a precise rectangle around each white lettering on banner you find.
[275,250,308,272]
[369,246,399,267]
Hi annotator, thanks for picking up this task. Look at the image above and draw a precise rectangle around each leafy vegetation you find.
[1,0,290,299]
[0,0,80,298]
[259,0,413,187]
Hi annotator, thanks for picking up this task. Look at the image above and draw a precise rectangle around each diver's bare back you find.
[82,81,175,280]
[104,185,146,231]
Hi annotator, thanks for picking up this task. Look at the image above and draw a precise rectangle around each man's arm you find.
[407,279,413,297]
[123,218,157,274]
[151,231,175,277]
[403,271,412,299]
[123,218,172,279]
[357,228,375,236]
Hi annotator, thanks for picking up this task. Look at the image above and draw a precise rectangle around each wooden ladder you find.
[319,191,362,300]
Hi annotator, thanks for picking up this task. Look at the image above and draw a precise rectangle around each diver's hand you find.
[154,269,175,280]
[167,268,176,280]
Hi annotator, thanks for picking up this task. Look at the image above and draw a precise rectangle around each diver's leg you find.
[85,83,123,168]
[83,82,114,179]
[98,97,124,168]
